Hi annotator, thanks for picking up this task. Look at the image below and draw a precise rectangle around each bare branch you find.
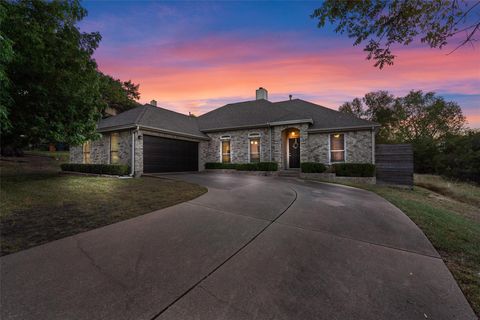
[447,22,480,54]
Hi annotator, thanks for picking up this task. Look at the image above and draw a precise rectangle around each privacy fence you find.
[375,144,414,187]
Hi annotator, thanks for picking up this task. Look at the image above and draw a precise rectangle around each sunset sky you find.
[81,1,480,128]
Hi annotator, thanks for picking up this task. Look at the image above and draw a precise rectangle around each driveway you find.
[0,173,475,319]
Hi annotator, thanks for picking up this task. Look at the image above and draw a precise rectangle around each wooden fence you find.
[375,144,413,187]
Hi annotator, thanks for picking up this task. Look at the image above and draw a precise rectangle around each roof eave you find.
[268,119,313,126]
[200,123,270,133]
[307,124,380,133]
[97,124,210,141]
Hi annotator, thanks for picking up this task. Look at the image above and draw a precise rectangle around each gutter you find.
[307,124,381,133]
[98,124,209,141]
[201,119,314,133]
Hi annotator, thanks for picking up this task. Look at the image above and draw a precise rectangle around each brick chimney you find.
[149,100,157,107]
[255,87,268,100]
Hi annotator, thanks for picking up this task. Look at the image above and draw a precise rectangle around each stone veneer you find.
[70,126,375,175]
[306,130,374,164]
[201,128,272,165]
[70,130,133,168]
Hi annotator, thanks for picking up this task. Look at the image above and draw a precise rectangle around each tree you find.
[339,91,398,142]
[312,0,480,68]
[0,2,14,135]
[99,72,140,114]
[339,90,467,172]
[1,0,103,152]
[435,130,480,183]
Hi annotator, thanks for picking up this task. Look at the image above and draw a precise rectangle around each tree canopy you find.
[339,90,467,173]
[99,72,140,114]
[312,0,480,68]
[0,0,140,152]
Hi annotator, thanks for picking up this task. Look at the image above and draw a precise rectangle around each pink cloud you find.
[94,34,480,126]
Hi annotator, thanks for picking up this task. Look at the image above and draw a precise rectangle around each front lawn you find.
[0,155,207,256]
[334,177,480,316]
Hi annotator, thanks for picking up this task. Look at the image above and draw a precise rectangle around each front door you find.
[288,138,300,168]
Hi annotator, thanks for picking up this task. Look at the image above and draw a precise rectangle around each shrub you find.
[256,162,278,171]
[333,163,376,177]
[61,163,130,176]
[205,162,278,171]
[301,162,327,173]
[205,163,238,169]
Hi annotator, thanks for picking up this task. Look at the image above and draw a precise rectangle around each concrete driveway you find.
[0,173,475,320]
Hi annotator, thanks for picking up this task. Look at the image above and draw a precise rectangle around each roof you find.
[197,98,378,132]
[98,98,378,137]
[97,104,208,139]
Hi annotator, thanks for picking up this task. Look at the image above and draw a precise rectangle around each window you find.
[249,138,260,163]
[110,132,120,164]
[83,141,91,164]
[330,133,345,163]
[221,139,231,163]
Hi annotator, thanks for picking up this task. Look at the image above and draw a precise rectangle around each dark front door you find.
[143,135,198,173]
[288,138,300,168]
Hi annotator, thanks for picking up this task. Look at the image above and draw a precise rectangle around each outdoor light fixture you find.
[334,134,340,138]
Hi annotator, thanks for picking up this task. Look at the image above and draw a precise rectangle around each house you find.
[70,88,380,175]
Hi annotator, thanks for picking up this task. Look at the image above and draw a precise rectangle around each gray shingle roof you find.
[98,99,378,137]
[97,104,208,139]
[197,98,378,131]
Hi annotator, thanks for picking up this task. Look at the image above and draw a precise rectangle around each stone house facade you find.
[70,88,379,175]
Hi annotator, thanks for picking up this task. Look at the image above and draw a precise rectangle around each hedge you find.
[205,162,278,171]
[61,163,130,176]
[205,163,239,169]
[333,163,376,177]
[301,162,327,173]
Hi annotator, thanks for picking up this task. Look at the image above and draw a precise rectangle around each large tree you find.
[0,2,14,135]
[339,90,466,172]
[99,72,141,114]
[339,90,398,142]
[1,0,103,152]
[312,0,480,68]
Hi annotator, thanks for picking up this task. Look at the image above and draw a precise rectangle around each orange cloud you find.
[95,35,480,126]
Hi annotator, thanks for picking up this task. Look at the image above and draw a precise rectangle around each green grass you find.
[333,180,480,316]
[0,155,207,256]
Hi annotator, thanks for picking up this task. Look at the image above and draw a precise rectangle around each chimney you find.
[255,87,268,100]
[289,94,292,100]
[150,100,157,107]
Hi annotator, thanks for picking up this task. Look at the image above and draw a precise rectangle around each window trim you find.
[328,133,346,164]
[110,132,120,164]
[83,141,91,164]
[220,138,232,163]
[248,137,261,163]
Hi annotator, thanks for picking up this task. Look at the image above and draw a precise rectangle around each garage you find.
[143,135,199,173]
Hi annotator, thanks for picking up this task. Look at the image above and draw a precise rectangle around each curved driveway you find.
[0,173,475,319]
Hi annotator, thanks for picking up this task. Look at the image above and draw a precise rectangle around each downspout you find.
[371,126,375,164]
[130,125,139,176]
[269,125,273,161]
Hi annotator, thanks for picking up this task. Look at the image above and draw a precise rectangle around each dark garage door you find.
[143,135,198,173]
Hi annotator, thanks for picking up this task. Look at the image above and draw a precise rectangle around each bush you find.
[333,163,376,177]
[205,162,278,171]
[256,162,278,171]
[434,131,480,183]
[61,163,130,176]
[301,162,327,173]
[205,163,238,169]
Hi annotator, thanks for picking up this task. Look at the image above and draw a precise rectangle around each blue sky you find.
[81,1,480,127]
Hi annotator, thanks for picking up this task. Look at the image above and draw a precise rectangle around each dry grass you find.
[0,155,207,256]
[415,174,480,208]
